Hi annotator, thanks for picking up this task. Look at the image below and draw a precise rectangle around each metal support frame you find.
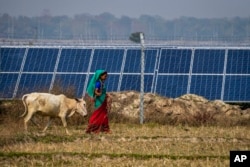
[49,47,62,92]
[221,49,228,101]
[13,47,29,98]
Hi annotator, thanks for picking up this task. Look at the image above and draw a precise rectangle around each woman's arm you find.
[94,81,102,96]
[94,88,102,96]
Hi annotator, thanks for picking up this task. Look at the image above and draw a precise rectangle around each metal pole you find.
[129,32,145,124]
[139,33,145,124]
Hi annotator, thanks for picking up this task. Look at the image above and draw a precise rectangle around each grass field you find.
[1,122,249,166]
[0,96,250,167]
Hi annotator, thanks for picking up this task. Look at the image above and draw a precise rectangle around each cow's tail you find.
[20,94,29,117]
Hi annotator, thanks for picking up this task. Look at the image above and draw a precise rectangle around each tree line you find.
[0,12,250,41]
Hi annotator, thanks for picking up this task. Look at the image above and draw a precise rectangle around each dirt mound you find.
[1,91,249,127]
[109,91,250,120]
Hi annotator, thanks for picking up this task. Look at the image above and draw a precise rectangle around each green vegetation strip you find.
[0,152,229,160]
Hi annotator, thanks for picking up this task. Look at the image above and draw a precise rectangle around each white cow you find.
[21,92,87,135]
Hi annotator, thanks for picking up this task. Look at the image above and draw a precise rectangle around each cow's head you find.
[75,98,88,116]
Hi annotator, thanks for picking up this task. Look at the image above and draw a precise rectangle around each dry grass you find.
[0,97,250,166]
[0,121,249,166]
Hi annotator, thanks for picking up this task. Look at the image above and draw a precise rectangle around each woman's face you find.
[100,73,108,80]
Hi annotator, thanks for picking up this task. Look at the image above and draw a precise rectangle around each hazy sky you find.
[1,0,250,19]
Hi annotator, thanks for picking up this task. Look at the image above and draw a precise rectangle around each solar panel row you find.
[0,47,249,102]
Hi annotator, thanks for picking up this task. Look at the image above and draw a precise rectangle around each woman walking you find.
[85,70,111,134]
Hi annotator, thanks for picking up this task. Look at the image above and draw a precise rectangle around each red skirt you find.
[86,98,110,134]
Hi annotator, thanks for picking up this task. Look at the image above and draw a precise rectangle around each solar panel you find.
[0,48,25,72]
[123,49,141,73]
[192,49,225,73]
[23,48,58,72]
[155,75,189,98]
[58,49,92,72]
[190,75,223,100]
[124,49,157,73]
[0,73,18,98]
[16,74,53,97]
[158,49,191,73]
[224,76,250,102]
[0,46,249,102]
[120,74,154,92]
[90,49,124,73]
[105,74,120,92]
[227,49,250,74]
[55,74,87,97]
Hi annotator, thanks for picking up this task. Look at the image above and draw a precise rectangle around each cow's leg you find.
[42,117,52,133]
[23,111,34,132]
[30,116,41,128]
[60,116,70,135]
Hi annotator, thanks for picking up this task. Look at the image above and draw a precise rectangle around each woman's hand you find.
[94,88,102,96]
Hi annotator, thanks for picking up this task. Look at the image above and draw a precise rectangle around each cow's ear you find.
[75,98,80,102]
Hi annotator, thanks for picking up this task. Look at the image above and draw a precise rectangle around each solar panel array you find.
[0,46,249,102]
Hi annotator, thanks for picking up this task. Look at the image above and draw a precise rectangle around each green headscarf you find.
[86,70,107,108]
